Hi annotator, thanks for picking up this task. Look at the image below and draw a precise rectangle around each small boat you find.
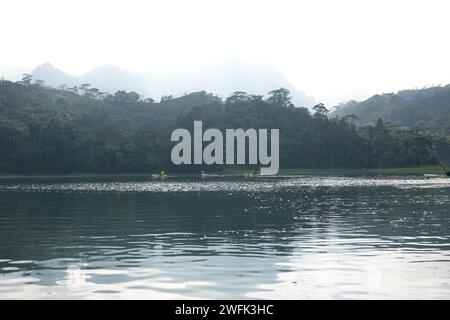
[424,174,441,178]
[244,168,260,177]
[244,172,259,177]
[200,171,219,178]
[151,170,167,179]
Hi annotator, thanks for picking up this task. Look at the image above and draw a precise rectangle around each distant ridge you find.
[30,60,315,108]
[332,84,450,136]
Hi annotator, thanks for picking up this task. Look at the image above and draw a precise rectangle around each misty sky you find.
[1,0,450,105]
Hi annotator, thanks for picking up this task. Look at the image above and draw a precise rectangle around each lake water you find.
[0,174,449,299]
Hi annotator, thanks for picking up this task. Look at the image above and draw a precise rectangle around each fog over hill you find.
[30,59,315,108]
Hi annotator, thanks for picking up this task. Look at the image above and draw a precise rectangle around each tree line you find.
[0,75,440,174]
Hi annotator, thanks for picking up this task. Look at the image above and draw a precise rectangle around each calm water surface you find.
[0,175,449,299]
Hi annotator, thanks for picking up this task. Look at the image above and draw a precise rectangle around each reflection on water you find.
[0,175,449,299]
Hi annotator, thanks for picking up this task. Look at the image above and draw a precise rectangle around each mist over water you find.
[1,175,449,299]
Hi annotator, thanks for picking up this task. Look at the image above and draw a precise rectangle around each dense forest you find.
[0,76,442,174]
[332,85,450,136]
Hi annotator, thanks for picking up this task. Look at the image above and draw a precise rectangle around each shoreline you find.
[0,165,444,178]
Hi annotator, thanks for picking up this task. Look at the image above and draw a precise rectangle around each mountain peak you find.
[32,62,57,72]
[31,63,77,87]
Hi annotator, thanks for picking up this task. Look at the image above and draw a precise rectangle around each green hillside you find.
[0,79,441,174]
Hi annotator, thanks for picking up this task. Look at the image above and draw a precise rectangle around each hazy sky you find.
[1,0,450,105]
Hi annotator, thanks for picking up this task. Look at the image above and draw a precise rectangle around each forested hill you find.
[332,85,450,136]
[0,79,440,174]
